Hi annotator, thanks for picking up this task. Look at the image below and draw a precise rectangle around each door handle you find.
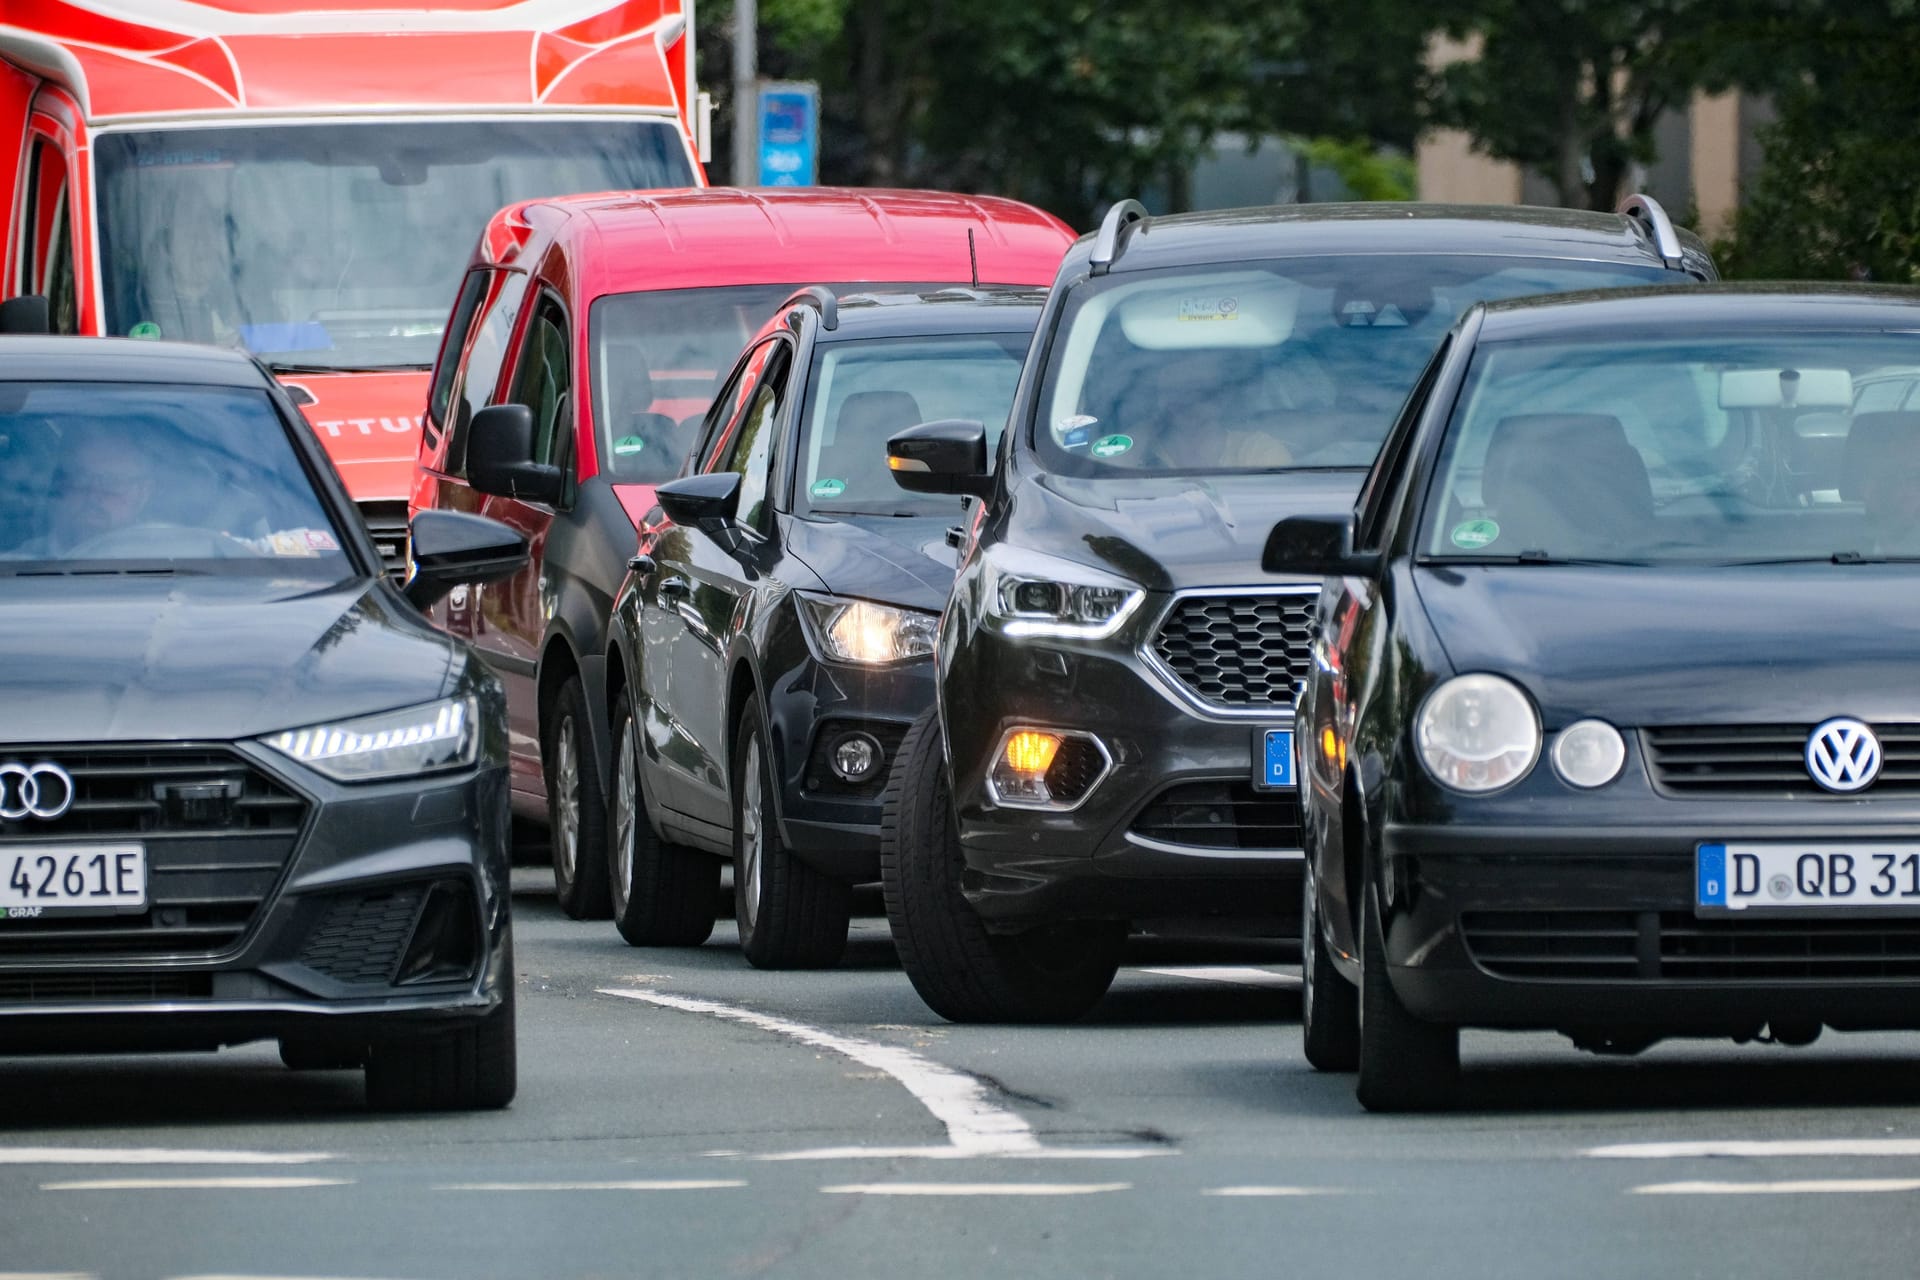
[629,553,656,577]
[660,576,693,600]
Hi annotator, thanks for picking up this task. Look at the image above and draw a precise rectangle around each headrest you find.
[1483,413,1646,511]
[1843,411,1920,500]
[835,390,923,442]
[600,340,654,411]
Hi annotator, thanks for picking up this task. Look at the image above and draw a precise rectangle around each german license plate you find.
[1698,841,1920,914]
[1254,729,1295,791]
[0,844,146,918]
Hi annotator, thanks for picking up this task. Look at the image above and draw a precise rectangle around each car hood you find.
[783,514,958,613]
[1414,563,1920,725]
[1027,469,1366,590]
[0,575,457,744]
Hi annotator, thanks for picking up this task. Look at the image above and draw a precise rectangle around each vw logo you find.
[0,761,75,821]
[1806,718,1883,794]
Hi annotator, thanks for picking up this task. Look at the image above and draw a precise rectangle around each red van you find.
[413,187,1073,915]
[1,0,705,573]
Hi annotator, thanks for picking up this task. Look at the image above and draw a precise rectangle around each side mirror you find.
[404,509,529,611]
[655,471,743,534]
[1261,514,1380,578]
[887,419,992,498]
[467,403,563,505]
[0,295,50,335]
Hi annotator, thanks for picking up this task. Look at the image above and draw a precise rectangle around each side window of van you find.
[445,271,531,478]
[425,269,492,449]
[510,296,572,473]
[16,136,75,332]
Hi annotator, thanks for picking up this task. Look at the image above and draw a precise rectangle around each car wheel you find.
[365,929,517,1112]
[880,707,1124,1023]
[544,675,611,920]
[731,700,850,969]
[279,1038,364,1071]
[608,688,718,946]
[1355,885,1458,1112]
[1300,863,1360,1072]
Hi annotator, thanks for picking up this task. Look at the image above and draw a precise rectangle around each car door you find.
[643,336,793,830]
[11,125,78,333]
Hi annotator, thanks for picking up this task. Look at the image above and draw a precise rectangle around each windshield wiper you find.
[808,508,929,519]
[1426,552,1652,567]
[1718,552,1920,566]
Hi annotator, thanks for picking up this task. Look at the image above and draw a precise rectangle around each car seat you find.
[823,390,923,500]
[602,340,683,473]
[1839,411,1920,501]
[1479,413,1653,556]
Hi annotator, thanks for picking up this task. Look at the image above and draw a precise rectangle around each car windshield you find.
[1422,333,1920,564]
[795,332,1032,517]
[94,120,694,369]
[0,381,351,576]
[1033,255,1671,475]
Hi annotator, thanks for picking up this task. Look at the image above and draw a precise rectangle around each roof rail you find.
[1089,199,1149,277]
[1618,194,1684,269]
[781,285,839,332]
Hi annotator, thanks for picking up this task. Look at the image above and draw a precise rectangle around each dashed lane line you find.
[1203,1186,1347,1197]
[1632,1179,1920,1196]
[746,1145,1168,1161]
[434,1181,746,1192]
[40,1177,350,1192]
[1136,967,1299,988]
[1591,1139,1920,1160]
[0,1148,333,1165]
[820,1182,1131,1197]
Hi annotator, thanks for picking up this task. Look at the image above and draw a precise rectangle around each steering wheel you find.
[63,522,257,559]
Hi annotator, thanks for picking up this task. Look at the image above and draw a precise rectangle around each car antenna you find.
[968,228,979,290]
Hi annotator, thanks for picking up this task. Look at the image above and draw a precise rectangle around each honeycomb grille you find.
[297,886,425,985]
[1152,591,1318,712]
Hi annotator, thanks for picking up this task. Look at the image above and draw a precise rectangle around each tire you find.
[879,707,1124,1023]
[1300,863,1360,1072]
[1355,885,1459,1112]
[608,689,719,947]
[731,700,851,969]
[365,932,517,1112]
[279,1038,364,1071]
[544,675,611,920]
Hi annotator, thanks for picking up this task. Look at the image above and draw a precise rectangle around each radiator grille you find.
[1130,782,1304,851]
[358,499,410,582]
[1152,591,1317,712]
[0,972,213,1002]
[1643,723,1920,797]
[1462,909,1920,981]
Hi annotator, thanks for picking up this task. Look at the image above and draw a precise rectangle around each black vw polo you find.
[1270,286,1920,1111]
[0,338,527,1109]
[604,288,1044,967]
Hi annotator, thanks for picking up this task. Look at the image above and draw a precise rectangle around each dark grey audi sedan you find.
[0,338,527,1110]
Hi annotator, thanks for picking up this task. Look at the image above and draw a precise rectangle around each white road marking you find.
[0,1147,333,1166]
[435,1181,745,1192]
[747,1145,1170,1162]
[1632,1179,1920,1196]
[41,1177,349,1191]
[1591,1139,1920,1160]
[820,1182,1130,1197]
[599,988,1041,1156]
[0,1272,96,1279]
[1137,967,1299,988]
[1203,1186,1345,1197]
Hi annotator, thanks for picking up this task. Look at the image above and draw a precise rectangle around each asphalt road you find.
[7,871,1920,1279]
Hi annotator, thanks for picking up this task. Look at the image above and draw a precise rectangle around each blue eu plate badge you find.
[1257,729,1295,791]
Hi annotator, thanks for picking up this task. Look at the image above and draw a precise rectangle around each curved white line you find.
[1590,1139,1920,1159]
[0,1147,333,1165]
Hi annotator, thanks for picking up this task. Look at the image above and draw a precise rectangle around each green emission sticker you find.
[810,477,847,499]
[1091,433,1134,459]
[128,321,162,340]
[612,435,647,456]
[1451,518,1501,549]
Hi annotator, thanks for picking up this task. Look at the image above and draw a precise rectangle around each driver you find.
[35,423,158,554]
[1143,353,1293,469]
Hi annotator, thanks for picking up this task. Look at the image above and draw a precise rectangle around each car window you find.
[714,345,792,533]
[1853,376,1919,414]
[1033,256,1672,477]
[425,269,492,447]
[1422,333,1920,564]
[445,271,531,478]
[1355,336,1451,552]
[510,298,572,472]
[794,332,1031,517]
[0,382,351,576]
[16,136,75,334]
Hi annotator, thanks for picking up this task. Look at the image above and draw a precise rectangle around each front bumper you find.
[0,744,512,1053]
[1382,819,1920,1037]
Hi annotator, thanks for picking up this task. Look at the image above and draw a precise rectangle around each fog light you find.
[989,729,1064,805]
[1551,718,1626,789]
[830,733,882,782]
[1004,731,1061,775]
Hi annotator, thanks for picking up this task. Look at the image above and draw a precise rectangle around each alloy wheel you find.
[554,715,580,883]
[613,719,638,912]
[739,737,764,930]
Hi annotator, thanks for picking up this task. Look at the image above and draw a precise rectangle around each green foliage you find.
[1300,139,1416,202]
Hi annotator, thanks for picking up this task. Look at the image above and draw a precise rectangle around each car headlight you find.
[261,696,478,782]
[1551,718,1626,788]
[981,546,1144,640]
[798,595,938,665]
[1415,675,1539,793]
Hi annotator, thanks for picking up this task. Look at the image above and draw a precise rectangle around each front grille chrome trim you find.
[1140,585,1320,722]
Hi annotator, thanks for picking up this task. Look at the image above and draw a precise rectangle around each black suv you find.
[880,197,1717,1022]
[605,288,1044,967]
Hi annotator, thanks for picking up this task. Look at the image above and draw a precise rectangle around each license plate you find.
[1254,729,1295,791]
[0,844,146,918]
[1698,841,1920,914]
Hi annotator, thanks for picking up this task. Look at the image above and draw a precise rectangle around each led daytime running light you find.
[272,700,468,762]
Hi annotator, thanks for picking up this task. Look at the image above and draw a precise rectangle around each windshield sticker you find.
[613,435,647,456]
[267,531,320,558]
[1178,296,1239,322]
[302,529,339,552]
[1053,415,1098,450]
[1451,518,1500,550]
[128,321,162,340]
[810,478,847,499]
[1091,433,1134,459]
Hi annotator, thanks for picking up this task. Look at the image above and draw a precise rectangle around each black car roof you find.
[1473,283,1920,342]
[1072,202,1702,277]
[808,287,1047,342]
[0,338,270,387]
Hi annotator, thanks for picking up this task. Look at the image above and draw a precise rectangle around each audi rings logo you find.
[1806,718,1883,794]
[0,762,75,821]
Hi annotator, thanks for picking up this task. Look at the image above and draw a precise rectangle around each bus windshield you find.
[94,119,695,370]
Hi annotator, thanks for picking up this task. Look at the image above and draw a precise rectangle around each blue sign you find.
[758,82,819,187]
